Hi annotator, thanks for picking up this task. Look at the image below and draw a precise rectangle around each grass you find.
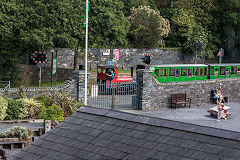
[88,69,135,74]
[15,69,134,88]
[19,80,66,88]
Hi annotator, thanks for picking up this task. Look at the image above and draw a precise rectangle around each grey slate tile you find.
[165,137,185,146]
[89,129,104,137]
[100,124,116,132]
[134,124,150,131]
[195,143,225,154]
[141,141,158,149]
[78,106,110,115]
[77,126,95,134]
[146,126,163,134]
[104,118,119,125]
[190,151,208,160]
[72,112,98,120]
[179,140,201,148]
[123,154,144,160]
[107,141,123,150]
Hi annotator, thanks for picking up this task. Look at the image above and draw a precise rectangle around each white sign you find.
[102,49,110,55]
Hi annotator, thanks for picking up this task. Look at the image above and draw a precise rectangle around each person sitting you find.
[211,87,219,103]
[217,103,226,121]
[106,69,115,82]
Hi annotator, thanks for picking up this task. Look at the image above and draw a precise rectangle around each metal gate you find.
[89,80,138,110]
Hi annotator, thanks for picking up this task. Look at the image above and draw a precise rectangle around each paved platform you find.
[124,102,240,133]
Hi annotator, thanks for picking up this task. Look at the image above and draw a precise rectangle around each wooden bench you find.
[0,141,27,149]
[171,93,191,108]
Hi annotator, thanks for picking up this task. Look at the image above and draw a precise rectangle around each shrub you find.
[18,98,40,118]
[38,104,64,122]
[5,98,21,120]
[0,126,33,139]
[0,96,8,120]
[36,94,52,108]
[52,91,78,117]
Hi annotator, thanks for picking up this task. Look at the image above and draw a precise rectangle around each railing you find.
[89,80,138,110]
[0,81,10,88]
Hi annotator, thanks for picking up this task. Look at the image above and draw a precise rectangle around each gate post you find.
[72,70,90,102]
[136,69,153,110]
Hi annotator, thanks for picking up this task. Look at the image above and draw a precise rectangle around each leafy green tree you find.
[0,0,85,85]
[128,5,170,48]
[168,0,218,58]
[88,0,130,48]
[218,0,240,62]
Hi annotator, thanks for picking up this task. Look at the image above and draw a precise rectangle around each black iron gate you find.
[89,80,138,110]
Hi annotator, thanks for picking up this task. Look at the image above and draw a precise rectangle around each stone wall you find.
[20,64,73,81]
[22,48,191,81]
[23,48,193,68]
[137,69,240,110]
[0,71,90,103]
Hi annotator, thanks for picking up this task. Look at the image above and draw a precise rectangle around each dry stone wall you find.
[137,69,240,110]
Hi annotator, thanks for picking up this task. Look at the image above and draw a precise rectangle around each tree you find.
[0,0,85,85]
[168,0,218,58]
[88,0,130,48]
[128,5,170,48]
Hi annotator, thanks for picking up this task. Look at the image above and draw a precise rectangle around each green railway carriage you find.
[209,63,240,79]
[151,63,240,83]
[151,64,208,83]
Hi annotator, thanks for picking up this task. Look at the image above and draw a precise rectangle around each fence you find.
[89,80,138,110]
[0,81,10,88]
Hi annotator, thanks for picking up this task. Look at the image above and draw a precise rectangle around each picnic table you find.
[207,106,231,118]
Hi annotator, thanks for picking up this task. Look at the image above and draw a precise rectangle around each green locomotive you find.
[151,63,240,83]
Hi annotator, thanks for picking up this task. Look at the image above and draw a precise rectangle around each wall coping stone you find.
[153,77,240,86]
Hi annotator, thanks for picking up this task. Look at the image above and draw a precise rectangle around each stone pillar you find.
[136,69,153,110]
[72,70,90,102]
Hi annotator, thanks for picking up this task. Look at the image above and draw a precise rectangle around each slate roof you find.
[11,106,240,160]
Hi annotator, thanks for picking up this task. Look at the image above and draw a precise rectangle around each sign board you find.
[217,48,224,56]
[52,59,57,74]
[102,49,110,56]
[114,49,119,59]
[108,61,116,67]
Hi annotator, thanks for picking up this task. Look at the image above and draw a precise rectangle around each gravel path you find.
[124,102,240,133]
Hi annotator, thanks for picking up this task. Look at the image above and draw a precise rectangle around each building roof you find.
[11,106,240,160]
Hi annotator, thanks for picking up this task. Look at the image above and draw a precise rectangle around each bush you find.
[18,98,40,118]
[38,104,64,122]
[36,94,52,108]
[52,91,78,117]
[0,96,8,120]
[0,126,33,139]
[5,98,21,120]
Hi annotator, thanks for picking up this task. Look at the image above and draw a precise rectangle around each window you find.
[155,69,159,78]
[211,67,214,75]
[204,67,207,76]
[231,67,237,75]
[181,68,187,76]
[176,69,180,77]
[164,69,167,77]
[193,67,198,76]
[159,68,163,77]
[200,69,203,77]
[214,68,219,77]
[220,67,225,75]
[169,68,175,76]
[188,69,192,77]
